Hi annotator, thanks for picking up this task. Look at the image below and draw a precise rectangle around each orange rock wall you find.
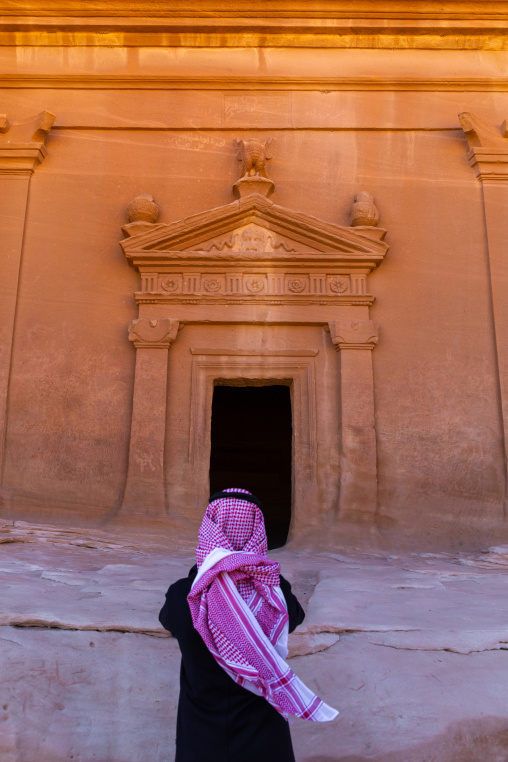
[1,2,508,548]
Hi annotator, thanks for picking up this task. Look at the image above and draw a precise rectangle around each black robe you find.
[159,565,305,762]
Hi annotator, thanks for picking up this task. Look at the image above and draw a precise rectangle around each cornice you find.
[135,294,376,307]
[0,17,507,49]
[127,252,383,270]
[1,2,508,48]
[3,74,508,92]
[1,1,507,18]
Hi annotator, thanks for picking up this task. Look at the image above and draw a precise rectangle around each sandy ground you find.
[1,518,508,762]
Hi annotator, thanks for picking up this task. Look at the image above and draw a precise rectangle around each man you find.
[159,488,338,762]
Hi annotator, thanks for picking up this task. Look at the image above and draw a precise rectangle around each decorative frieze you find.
[137,271,370,301]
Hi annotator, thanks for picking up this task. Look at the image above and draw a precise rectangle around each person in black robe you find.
[159,564,305,762]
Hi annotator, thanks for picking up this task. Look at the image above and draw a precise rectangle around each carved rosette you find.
[160,277,179,292]
[328,319,378,350]
[202,277,223,293]
[128,318,180,348]
[245,276,265,293]
[329,276,349,293]
[287,277,306,293]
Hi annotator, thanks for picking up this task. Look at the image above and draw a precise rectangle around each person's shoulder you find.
[159,571,195,632]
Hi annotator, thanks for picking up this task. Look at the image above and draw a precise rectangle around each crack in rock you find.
[0,619,170,638]
[372,642,508,655]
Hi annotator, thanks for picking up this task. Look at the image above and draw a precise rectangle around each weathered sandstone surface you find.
[1,520,508,762]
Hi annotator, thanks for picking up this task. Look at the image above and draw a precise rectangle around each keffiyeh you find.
[187,488,338,722]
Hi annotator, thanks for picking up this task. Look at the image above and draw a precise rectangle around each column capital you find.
[128,318,180,348]
[0,111,55,175]
[328,319,378,350]
[459,111,508,182]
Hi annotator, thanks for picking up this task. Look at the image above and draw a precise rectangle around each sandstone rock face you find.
[1,3,508,549]
[2,522,508,761]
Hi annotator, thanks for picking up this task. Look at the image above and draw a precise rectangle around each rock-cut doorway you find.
[209,383,292,549]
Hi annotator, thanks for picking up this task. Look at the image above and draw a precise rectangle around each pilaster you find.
[0,111,55,481]
[459,112,508,508]
[122,318,180,519]
[329,319,379,517]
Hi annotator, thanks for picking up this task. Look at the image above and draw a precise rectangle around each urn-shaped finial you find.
[350,191,379,227]
[127,194,159,224]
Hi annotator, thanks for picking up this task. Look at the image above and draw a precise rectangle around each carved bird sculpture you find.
[235,138,273,178]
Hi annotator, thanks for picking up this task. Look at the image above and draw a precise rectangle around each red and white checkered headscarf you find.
[196,487,268,556]
[187,488,338,722]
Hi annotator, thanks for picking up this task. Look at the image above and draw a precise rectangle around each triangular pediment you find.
[121,195,388,262]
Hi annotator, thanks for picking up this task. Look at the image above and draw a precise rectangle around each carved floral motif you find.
[160,277,179,292]
[203,277,222,293]
[287,278,305,293]
[329,277,349,293]
[245,277,264,293]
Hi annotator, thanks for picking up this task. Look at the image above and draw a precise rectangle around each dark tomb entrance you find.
[209,383,292,549]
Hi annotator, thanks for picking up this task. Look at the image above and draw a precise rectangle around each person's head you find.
[196,487,266,564]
